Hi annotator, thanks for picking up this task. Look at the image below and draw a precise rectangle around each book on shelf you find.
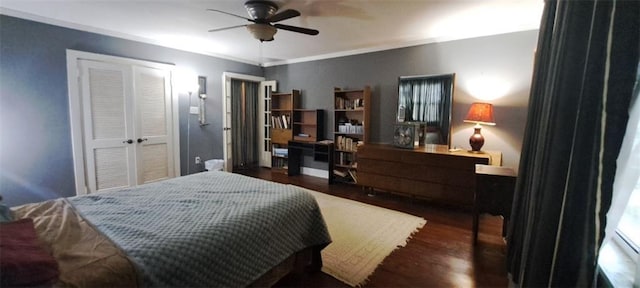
[272,157,288,169]
[338,123,364,134]
[336,135,358,151]
[348,169,357,183]
[272,115,281,129]
[271,114,291,129]
[333,169,347,177]
[333,169,356,183]
[273,147,288,157]
[335,97,365,110]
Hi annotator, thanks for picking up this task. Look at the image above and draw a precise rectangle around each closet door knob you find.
[137,138,148,143]
[123,139,133,144]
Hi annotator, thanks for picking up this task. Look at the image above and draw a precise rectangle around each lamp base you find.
[469,126,485,152]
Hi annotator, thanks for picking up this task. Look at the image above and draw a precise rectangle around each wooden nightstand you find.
[473,164,517,245]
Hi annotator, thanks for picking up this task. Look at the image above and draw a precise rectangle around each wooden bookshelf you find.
[271,90,299,174]
[332,86,371,184]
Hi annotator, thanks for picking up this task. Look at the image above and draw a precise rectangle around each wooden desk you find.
[358,144,501,208]
[287,141,334,184]
[473,164,517,245]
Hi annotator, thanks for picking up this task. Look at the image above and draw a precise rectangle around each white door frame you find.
[259,80,277,167]
[221,72,265,172]
[66,49,179,195]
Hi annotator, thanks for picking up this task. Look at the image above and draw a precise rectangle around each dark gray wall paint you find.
[0,14,536,206]
[0,15,261,207]
[265,30,538,172]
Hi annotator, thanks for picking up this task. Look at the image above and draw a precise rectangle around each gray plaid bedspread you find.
[69,171,331,287]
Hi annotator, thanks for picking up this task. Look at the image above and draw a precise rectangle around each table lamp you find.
[464,102,495,152]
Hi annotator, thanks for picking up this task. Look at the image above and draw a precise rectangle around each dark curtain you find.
[230,79,259,169]
[507,0,639,286]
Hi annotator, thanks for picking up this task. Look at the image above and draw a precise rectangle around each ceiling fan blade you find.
[274,24,319,36]
[206,9,253,22]
[208,24,247,33]
[268,9,301,23]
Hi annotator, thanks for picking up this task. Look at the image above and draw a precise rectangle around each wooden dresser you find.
[358,143,501,209]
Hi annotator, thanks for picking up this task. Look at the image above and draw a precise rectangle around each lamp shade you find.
[246,24,277,42]
[464,102,496,125]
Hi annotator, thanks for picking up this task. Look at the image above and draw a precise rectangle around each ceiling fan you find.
[207,0,319,42]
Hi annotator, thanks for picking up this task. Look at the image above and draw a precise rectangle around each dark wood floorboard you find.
[235,168,508,287]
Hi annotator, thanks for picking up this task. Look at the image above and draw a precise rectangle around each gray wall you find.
[0,15,261,206]
[0,13,537,207]
[265,30,538,172]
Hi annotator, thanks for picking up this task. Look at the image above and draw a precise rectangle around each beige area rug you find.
[297,187,427,287]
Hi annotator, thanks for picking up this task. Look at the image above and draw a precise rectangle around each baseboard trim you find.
[301,167,329,179]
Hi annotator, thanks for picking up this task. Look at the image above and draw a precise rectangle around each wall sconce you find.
[464,102,495,152]
[198,76,208,126]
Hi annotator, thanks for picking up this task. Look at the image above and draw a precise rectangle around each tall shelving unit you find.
[270,90,299,174]
[332,86,371,183]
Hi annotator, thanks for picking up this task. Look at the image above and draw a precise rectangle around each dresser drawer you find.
[358,158,476,188]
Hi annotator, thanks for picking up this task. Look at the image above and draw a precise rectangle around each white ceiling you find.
[0,0,544,67]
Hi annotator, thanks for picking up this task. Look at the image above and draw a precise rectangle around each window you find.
[616,98,640,256]
[616,181,640,254]
[599,72,639,287]
[396,74,454,146]
[605,152,640,287]
[612,117,640,277]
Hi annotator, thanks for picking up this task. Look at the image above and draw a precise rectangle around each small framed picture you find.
[393,123,419,149]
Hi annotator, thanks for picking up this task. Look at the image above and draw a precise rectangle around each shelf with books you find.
[332,86,371,184]
[270,90,299,175]
[334,135,361,152]
[271,113,291,129]
[334,147,357,183]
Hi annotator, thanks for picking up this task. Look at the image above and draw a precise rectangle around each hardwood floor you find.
[235,168,509,287]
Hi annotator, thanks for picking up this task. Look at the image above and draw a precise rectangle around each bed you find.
[1,171,332,287]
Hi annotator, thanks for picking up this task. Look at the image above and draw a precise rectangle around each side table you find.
[473,164,517,245]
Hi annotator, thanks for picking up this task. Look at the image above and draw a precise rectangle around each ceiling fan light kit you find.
[207,0,318,42]
[247,23,277,41]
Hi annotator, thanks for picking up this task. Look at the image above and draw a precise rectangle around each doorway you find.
[221,73,275,172]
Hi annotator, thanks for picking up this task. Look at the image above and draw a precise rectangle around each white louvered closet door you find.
[80,60,136,193]
[80,60,173,193]
[133,66,174,184]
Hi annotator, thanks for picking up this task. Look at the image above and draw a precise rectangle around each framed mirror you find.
[396,73,455,147]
